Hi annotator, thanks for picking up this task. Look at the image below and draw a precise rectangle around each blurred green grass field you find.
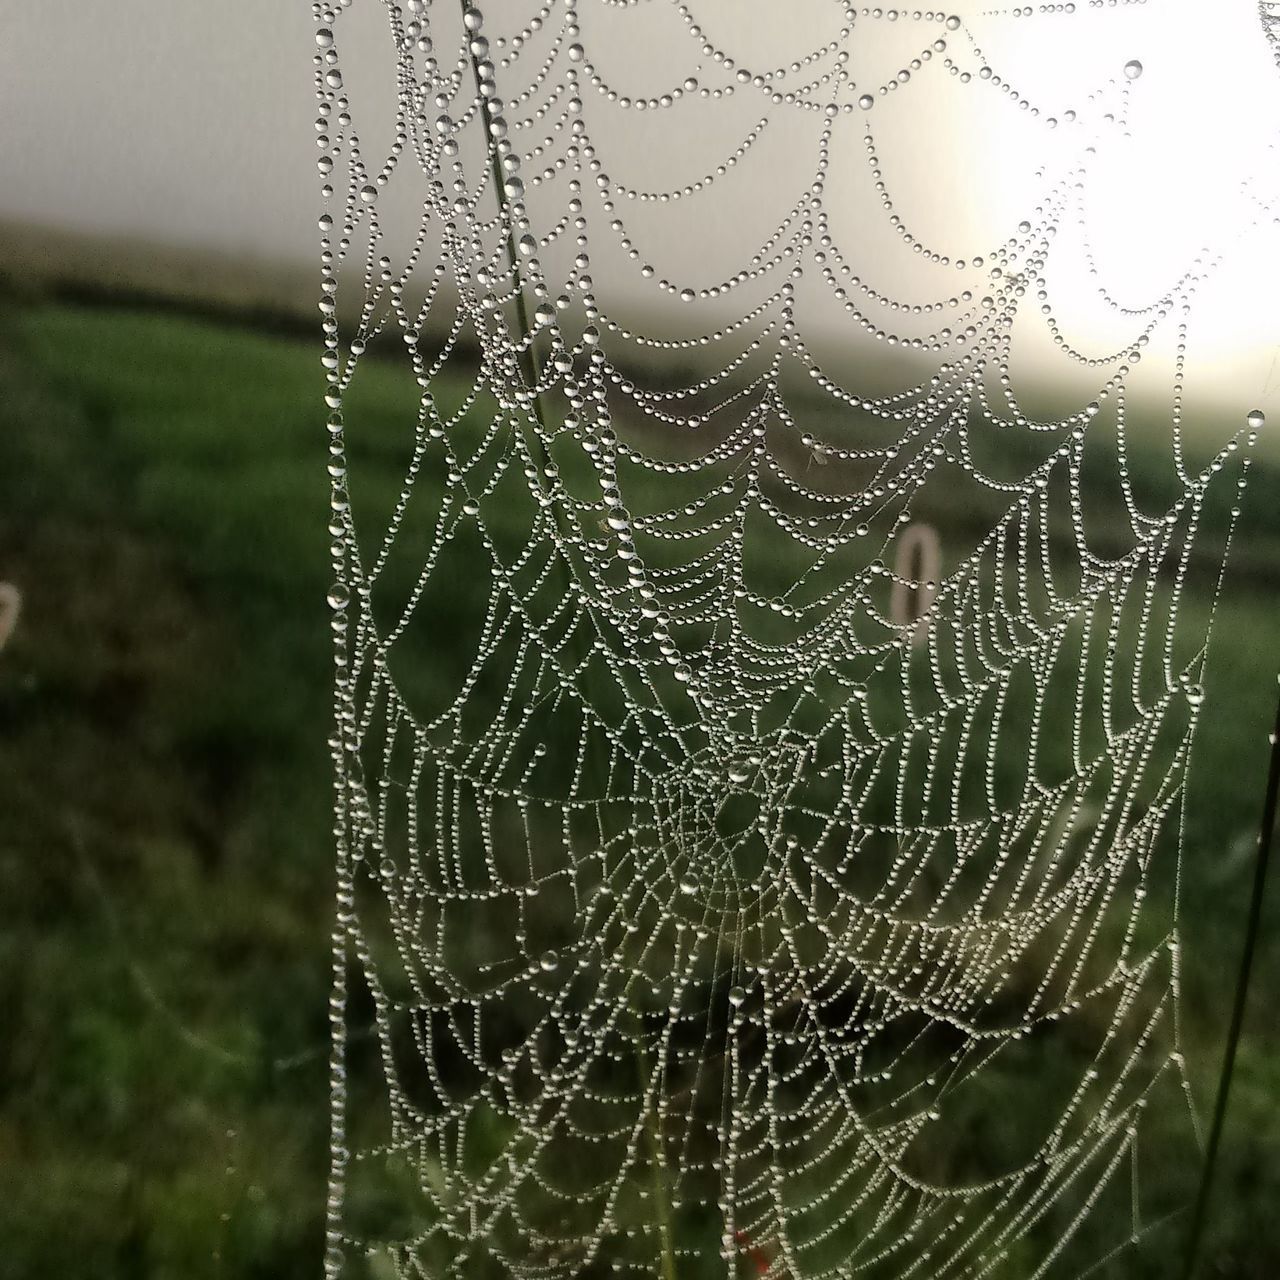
[0,299,1278,1278]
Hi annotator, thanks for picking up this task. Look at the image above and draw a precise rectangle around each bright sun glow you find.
[975,0,1280,394]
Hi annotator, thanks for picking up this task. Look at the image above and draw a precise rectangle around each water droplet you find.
[327,583,350,610]
[534,302,556,326]
[567,43,585,63]
[316,27,334,48]
[728,986,747,1008]
[359,184,378,204]
[858,94,875,110]
[1186,683,1204,707]
[1246,408,1266,429]
[679,875,698,895]
[1123,59,1143,80]
[538,950,559,972]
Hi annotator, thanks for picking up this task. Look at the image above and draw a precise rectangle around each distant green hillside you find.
[0,299,1276,1277]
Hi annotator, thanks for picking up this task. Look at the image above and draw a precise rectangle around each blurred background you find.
[1,1,1278,1276]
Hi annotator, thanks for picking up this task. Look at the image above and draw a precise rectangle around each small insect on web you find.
[313,3,1270,1276]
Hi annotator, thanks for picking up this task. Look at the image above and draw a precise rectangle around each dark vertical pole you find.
[1180,678,1280,1279]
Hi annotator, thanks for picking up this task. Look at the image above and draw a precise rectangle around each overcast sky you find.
[3,0,1279,404]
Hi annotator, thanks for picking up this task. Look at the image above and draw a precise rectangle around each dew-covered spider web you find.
[312,2,1275,1276]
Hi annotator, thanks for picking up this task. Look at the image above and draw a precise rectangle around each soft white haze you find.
[3,0,1279,401]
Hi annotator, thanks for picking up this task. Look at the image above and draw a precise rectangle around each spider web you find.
[312,2,1269,1276]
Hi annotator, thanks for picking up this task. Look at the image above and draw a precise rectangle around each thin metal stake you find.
[1180,677,1280,1279]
